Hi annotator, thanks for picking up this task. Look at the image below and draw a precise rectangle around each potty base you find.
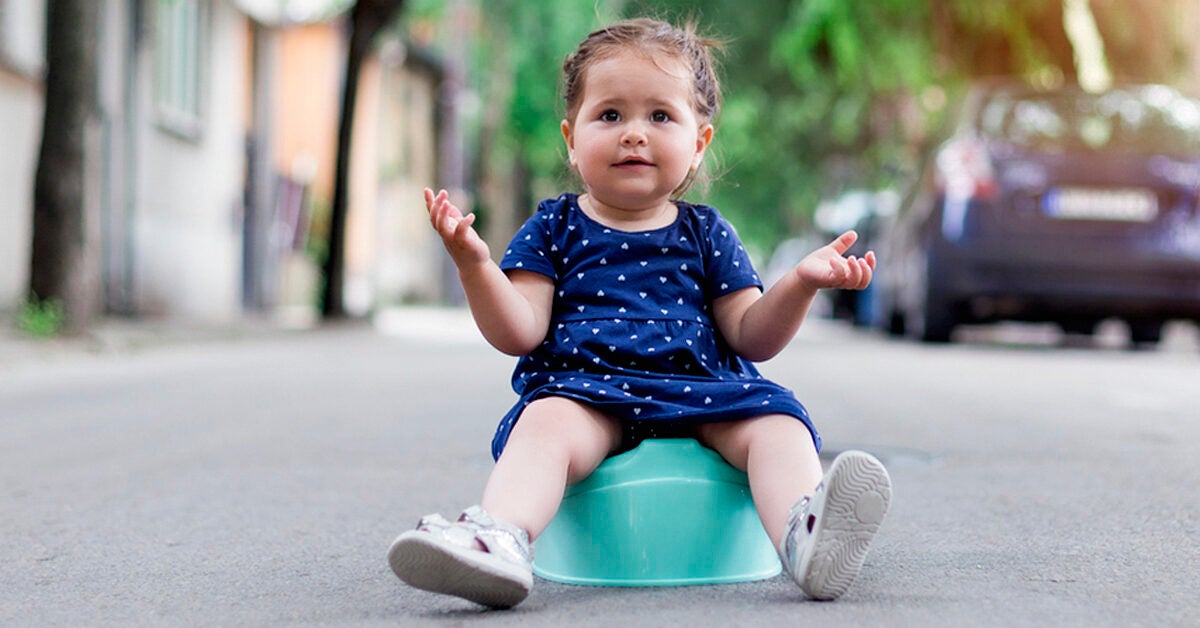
[533,439,782,586]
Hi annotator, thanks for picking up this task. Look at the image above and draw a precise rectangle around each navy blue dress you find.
[493,194,818,460]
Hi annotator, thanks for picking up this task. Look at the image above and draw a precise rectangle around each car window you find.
[980,86,1200,155]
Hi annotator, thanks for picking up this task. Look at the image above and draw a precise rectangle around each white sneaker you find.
[388,506,533,608]
[780,450,892,600]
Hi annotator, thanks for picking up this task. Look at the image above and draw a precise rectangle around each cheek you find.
[575,135,610,163]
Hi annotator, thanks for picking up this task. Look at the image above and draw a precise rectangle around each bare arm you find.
[425,188,553,355]
[714,231,875,362]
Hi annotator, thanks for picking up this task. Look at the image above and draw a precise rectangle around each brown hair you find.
[561,18,723,194]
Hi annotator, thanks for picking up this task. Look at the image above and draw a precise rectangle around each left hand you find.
[425,187,491,268]
[794,230,876,291]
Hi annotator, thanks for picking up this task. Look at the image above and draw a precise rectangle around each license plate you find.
[1042,187,1158,222]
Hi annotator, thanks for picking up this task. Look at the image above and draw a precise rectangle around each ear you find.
[561,119,576,167]
[691,123,714,170]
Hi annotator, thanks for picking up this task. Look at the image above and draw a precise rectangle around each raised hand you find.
[794,230,875,292]
[425,188,491,267]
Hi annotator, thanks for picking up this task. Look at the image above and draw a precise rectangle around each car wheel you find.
[1128,319,1163,349]
[885,308,906,336]
[907,249,955,343]
[1058,318,1100,348]
[911,293,955,343]
[1059,318,1099,336]
[875,274,906,336]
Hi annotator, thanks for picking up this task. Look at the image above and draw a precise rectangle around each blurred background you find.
[3,0,1200,348]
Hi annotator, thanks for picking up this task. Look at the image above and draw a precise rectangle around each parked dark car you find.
[875,81,1200,346]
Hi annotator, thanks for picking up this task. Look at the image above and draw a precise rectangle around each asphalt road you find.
[2,311,1198,626]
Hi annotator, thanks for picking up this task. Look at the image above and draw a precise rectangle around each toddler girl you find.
[389,17,891,608]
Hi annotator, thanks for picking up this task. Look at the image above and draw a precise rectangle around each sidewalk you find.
[0,306,486,371]
[0,311,316,370]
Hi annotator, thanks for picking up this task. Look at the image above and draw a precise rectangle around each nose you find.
[621,122,648,146]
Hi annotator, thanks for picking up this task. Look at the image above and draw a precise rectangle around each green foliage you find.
[400,0,1189,252]
[17,296,66,338]
[476,1,619,187]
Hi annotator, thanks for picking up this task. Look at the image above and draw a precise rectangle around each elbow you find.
[489,333,544,357]
[725,336,782,363]
[494,343,539,357]
[738,346,782,363]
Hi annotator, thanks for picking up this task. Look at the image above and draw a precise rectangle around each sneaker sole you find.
[801,451,892,600]
[388,530,532,608]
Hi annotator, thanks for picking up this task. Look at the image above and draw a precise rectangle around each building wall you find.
[273,28,446,312]
[130,0,249,320]
[275,23,342,201]
[372,46,443,306]
[1,1,446,322]
[0,0,46,310]
[0,70,40,309]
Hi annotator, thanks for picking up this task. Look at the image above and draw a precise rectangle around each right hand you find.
[425,188,490,267]
[793,230,875,292]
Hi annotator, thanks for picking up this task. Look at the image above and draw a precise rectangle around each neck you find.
[579,194,678,232]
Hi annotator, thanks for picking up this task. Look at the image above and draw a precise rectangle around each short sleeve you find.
[499,208,558,280]
[703,209,761,298]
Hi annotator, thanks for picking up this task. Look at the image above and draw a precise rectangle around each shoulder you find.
[533,193,576,218]
[516,194,578,233]
[675,199,713,219]
[675,200,738,238]
[675,199,730,224]
[512,194,576,238]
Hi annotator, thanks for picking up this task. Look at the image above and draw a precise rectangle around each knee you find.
[697,415,813,466]
[739,415,815,451]
[508,397,619,454]
[506,397,620,482]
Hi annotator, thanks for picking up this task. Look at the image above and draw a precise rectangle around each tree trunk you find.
[29,0,101,329]
[321,0,406,320]
[1091,0,1185,83]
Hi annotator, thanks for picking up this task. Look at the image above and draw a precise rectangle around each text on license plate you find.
[1042,187,1158,222]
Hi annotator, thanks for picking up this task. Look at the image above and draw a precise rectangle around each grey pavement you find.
[1,309,1198,626]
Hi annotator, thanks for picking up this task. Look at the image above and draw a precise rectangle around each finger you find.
[455,212,477,240]
[432,200,458,236]
[426,188,450,213]
[855,258,873,290]
[843,255,863,287]
[828,230,859,256]
[425,189,439,224]
[827,258,847,285]
[864,250,877,270]
[429,195,447,229]
[439,192,465,221]
[427,189,448,222]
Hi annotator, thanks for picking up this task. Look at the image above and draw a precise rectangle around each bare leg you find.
[695,415,823,548]
[481,397,622,540]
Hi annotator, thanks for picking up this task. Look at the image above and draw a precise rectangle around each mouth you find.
[614,157,654,167]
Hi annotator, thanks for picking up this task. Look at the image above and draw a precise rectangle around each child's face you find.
[562,51,713,211]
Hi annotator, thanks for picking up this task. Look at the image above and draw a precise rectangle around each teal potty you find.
[533,438,782,586]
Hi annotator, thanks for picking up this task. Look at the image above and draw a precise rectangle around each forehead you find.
[580,50,693,100]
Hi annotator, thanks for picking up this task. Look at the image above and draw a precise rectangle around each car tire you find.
[884,309,906,336]
[1128,319,1163,349]
[1060,318,1099,336]
[877,286,906,336]
[912,293,955,343]
[907,248,955,343]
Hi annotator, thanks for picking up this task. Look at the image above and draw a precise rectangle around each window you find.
[154,0,208,138]
[0,0,46,78]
